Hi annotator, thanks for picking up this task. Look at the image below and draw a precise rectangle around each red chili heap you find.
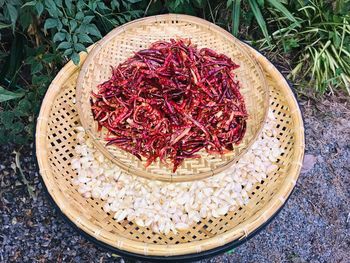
[91,39,247,172]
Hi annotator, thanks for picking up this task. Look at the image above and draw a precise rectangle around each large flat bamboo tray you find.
[76,14,269,182]
[35,42,304,260]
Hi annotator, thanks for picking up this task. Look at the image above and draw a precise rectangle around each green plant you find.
[163,0,297,42]
[25,0,143,64]
[229,0,297,42]
[0,0,146,145]
[263,0,350,94]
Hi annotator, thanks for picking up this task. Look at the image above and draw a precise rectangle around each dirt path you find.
[1,96,349,262]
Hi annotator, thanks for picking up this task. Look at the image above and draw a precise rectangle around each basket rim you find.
[35,41,304,258]
[75,14,270,182]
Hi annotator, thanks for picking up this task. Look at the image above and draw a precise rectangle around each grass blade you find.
[0,86,25,102]
[267,0,299,24]
[339,17,346,56]
[0,22,11,29]
[312,40,331,75]
[248,0,270,44]
[340,74,350,94]
[289,62,303,80]
[231,0,241,36]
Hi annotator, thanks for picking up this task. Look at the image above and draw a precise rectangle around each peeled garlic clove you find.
[115,210,127,222]
[212,209,220,218]
[217,205,229,216]
[135,218,145,227]
[199,207,207,218]
[175,222,189,230]
[71,158,81,170]
[103,203,111,213]
[267,164,278,173]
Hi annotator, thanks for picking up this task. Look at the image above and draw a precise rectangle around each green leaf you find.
[25,122,34,136]
[63,48,73,56]
[108,18,118,27]
[123,13,131,21]
[25,55,35,64]
[32,75,51,88]
[31,62,43,74]
[21,1,36,8]
[75,11,84,20]
[53,32,66,42]
[0,86,25,102]
[77,0,84,10]
[71,52,80,65]
[266,0,298,23]
[44,18,58,30]
[69,19,78,32]
[231,0,241,36]
[335,68,343,75]
[12,121,24,133]
[284,38,299,52]
[56,0,63,8]
[257,0,264,7]
[89,1,98,11]
[83,15,94,24]
[74,43,86,52]
[166,0,184,12]
[333,32,341,48]
[65,32,71,42]
[77,33,93,43]
[64,0,73,13]
[6,4,18,30]
[62,18,69,26]
[18,3,33,29]
[248,0,270,44]
[111,0,120,10]
[17,98,32,116]
[57,20,63,31]
[86,24,102,38]
[26,91,37,102]
[97,1,110,11]
[30,76,41,86]
[72,34,78,43]
[57,41,72,50]
[0,111,15,126]
[45,0,61,18]
[0,22,11,29]
[42,53,57,63]
[35,2,44,16]
[117,15,126,24]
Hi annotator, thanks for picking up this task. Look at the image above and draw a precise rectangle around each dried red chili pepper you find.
[91,39,247,172]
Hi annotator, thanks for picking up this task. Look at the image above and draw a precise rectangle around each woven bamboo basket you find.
[76,14,269,182]
[36,42,304,260]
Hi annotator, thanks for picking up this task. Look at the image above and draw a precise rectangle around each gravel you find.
[1,96,349,263]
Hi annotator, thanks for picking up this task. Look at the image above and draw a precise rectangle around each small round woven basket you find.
[36,42,304,261]
[76,14,269,182]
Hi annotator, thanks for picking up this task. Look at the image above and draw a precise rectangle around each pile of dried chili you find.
[91,39,247,172]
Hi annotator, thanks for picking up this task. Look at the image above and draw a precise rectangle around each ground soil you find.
[1,95,349,263]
